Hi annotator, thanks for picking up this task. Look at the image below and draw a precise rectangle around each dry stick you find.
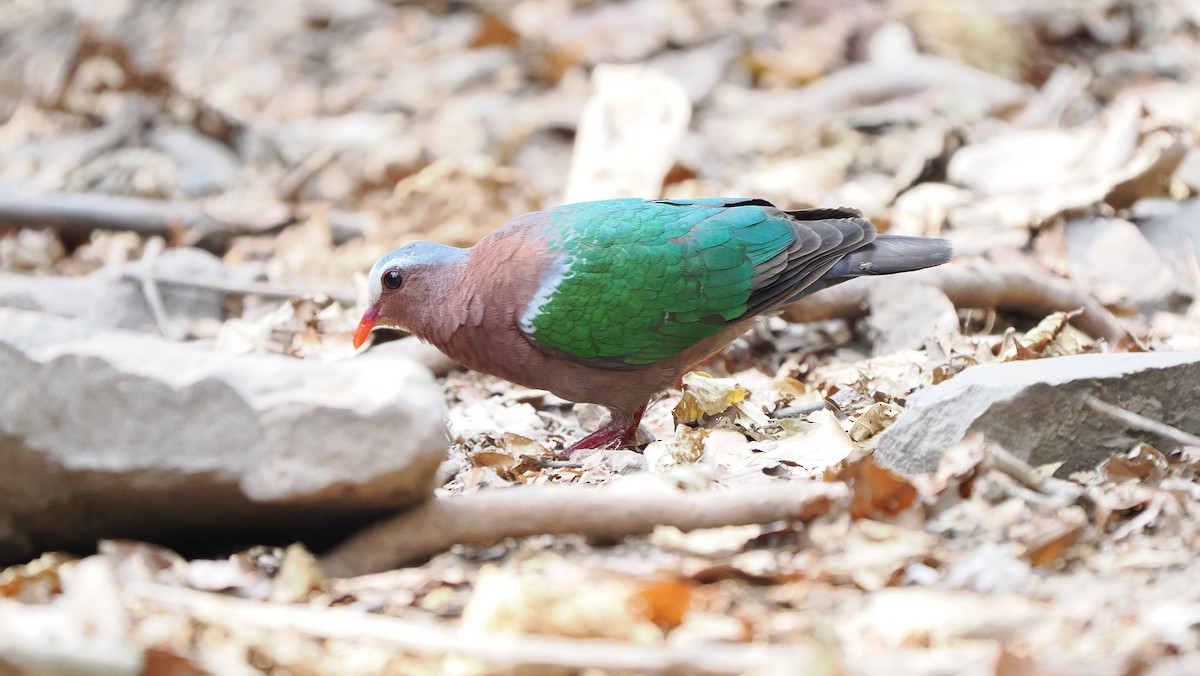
[278,146,338,200]
[126,582,822,674]
[1083,395,1200,448]
[124,270,357,306]
[322,482,847,577]
[0,192,366,248]
[784,261,1127,343]
[133,236,182,340]
[0,192,229,238]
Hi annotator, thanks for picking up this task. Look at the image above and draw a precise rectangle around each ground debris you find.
[3,0,1200,672]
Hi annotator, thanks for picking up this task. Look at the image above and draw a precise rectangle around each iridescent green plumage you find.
[521,198,822,366]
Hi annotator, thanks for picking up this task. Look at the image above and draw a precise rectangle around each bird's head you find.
[354,241,467,349]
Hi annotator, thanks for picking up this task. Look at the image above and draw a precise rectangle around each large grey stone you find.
[864,281,958,356]
[1134,197,1200,271]
[875,352,1200,475]
[1064,216,1192,314]
[0,308,448,562]
[0,248,255,334]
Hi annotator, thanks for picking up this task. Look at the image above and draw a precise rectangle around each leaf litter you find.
[3,0,1200,673]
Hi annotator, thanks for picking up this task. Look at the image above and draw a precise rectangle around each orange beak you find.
[353,303,380,350]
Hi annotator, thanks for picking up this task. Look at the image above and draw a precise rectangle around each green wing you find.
[518,198,871,367]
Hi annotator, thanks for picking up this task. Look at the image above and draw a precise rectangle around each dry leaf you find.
[644,424,708,471]
[755,409,858,478]
[1100,443,1168,485]
[270,543,325,604]
[650,524,763,557]
[849,401,903,443]
[630,578,695,630]
[0,552,73,603]
[673,371,750,423]
[1021,311,1075,352]
[838,456,919,520]
[461,558,662,642]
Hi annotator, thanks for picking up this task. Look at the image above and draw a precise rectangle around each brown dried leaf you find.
[673,371,750,423]
[996,328,1043,362]
[1025,521,1084,569]
[837,456,919,520]
[0,552,73,602]
[1100,443,1168,485]
[1021,311,1075,353]
[470,13,520,49]
[630,578,695,630]
[849,401,902,443]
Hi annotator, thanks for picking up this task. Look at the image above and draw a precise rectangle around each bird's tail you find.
[791,234,953,300]
[829,234,952,276]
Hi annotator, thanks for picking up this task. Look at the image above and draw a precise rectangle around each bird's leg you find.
[561,405,647,457]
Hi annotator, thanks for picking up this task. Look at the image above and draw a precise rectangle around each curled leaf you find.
[673,371,750,423]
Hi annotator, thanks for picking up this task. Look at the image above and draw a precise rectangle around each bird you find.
[354,197,951,455]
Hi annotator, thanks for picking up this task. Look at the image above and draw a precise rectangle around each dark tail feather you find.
[827,234,952,277]
[785,235,952,303]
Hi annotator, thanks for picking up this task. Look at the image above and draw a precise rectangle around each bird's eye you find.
[382,270,403,290]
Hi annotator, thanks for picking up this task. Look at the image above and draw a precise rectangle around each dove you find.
[355,198,951,453]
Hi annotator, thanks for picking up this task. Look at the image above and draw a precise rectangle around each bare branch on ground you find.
[322,481,847,577]
[127,582,824,674]
[0,192,366,250]
[1084,395,1200,448]
[120,269,356,306]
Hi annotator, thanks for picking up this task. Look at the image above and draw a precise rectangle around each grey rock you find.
[864,281,958,356]
[875,351,1200,476]
[370,336,460,376]
[1134,197,1200,271]
[0,308,448,562]
[0,248,257,334]
[1064,216,1191,313]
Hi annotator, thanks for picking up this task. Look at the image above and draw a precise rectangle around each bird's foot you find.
[560,406,647,457]
[561,423,641,456]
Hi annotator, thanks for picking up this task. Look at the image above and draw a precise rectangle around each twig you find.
[985,444,1083,506]
[1084,395,1200,448]
[0,192,367,251]
[125,582,823,674]
[0,192,257,246]
[322,482,847,576]
[119,269,356,306]
[784,260,1127,343]
[278,147,338,200]
[134,236,181,340]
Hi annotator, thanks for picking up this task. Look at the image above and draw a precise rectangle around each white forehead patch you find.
[365,242,468,305]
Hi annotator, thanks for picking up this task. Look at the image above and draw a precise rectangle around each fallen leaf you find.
[630,578,695,630]
[838,456,919,520]
[470,450,520,474]
[1100,443,1168,485]
[650,524,763,557]
[270,543,325,604]
[644,424,708,471]
[673,371,750,423]
[1020,311,1077,353]
[756,409,858,478]
[849,401,903,443]
[0,552,73,602]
